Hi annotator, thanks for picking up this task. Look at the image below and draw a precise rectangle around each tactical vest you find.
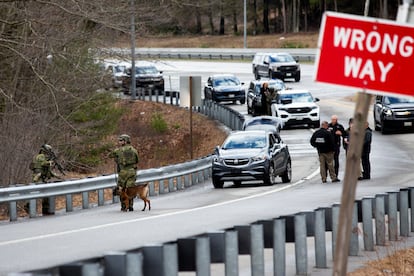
[117,146,137,169]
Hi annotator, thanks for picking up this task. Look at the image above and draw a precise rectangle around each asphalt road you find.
[1,60,414,275]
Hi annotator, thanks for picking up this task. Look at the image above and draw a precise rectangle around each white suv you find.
[271,89,320,128]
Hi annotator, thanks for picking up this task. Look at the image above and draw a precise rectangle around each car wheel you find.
[212,177,224,188]
[263,163,276,185]
[233,181,242,187]
[281,160,292,183]
[295,72,301,82]
[381,121,389,134]
[240,98,246,105]
[311,120,320,128]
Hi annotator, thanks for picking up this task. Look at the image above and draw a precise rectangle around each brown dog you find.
[118,184,151,211]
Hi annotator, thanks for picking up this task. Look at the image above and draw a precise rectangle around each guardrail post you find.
[176,176,183,190]
[177,236,210,275]
[159,180,166,194]
[375,194,386,246]
[294,213,307,275]
[274,217,286,276]
[82,192,89,209]
[225,230,239,276]
[141,243,178,276]
[399,188,409,237]
[349,202,359,256]
[126,252,143,276]
[66,194,73,212]
[148,181,156,196]
[388,191,399,241]
[28,183,37,218]
[234,224,265,276]
[168,178,175,192]
[9,201,17,221]
[184,175,190,188]
[104,251,127,276]
[250,223,265,276]
[314,208,327,268]
[362,197,374,251]
[98,189,105,206]
[331,203,340,259]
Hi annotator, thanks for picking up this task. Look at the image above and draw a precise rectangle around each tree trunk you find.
[281,0,287,33]
[253,0,258,35]
[233,8,238,34]
[263,0,269,34]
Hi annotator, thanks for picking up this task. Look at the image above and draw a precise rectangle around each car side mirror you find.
[314,97,320,102]
[214,145,220,154]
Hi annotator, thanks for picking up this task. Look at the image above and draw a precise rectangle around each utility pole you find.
[243,0,247,48]
[130,0,137,100]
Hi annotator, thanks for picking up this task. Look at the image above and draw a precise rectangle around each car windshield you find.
[222,134,266,149]
[135,66,158,74]
[246,118,276,126]
[384,96,414,104]
[269,54,294,63]
[213,76,240,87]
[279,92,313,103]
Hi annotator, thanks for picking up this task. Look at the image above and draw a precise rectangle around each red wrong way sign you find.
[315,12,414,97]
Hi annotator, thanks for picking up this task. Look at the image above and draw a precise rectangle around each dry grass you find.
[114,32,319,49]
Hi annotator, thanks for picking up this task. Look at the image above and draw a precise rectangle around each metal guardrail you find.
[16,187,414,276]
[0,99,243,221]
[99,48,317,62]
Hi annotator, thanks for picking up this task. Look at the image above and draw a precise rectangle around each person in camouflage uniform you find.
[110,134,139,211]
[31,144,56,215]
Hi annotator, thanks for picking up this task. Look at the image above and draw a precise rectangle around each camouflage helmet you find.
[40,144,52,152]
[118,134,131,143]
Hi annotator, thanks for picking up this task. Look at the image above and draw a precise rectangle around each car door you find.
[270,133,288,175]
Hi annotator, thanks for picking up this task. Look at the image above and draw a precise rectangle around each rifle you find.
[42,145,66,176]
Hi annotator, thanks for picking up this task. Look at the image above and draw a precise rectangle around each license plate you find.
[229,94,235,98]
[286,73,292,76]
[404,121,412,127]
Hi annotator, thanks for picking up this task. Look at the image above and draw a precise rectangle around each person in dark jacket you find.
[328,115,345,176]
[310,121,340,183]
[359,122,372,180]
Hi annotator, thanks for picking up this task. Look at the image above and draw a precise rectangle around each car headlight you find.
[383,108,393,116]
[213,156,223,163]
[311,106,319,110]
[251,155,267,162]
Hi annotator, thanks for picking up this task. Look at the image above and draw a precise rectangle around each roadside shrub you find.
[150,112,168,133]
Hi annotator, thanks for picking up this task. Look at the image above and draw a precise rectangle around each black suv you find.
[373,95,414,134]
[204,74,246,104]
[252,52,301,82]
[122,61,164,94]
